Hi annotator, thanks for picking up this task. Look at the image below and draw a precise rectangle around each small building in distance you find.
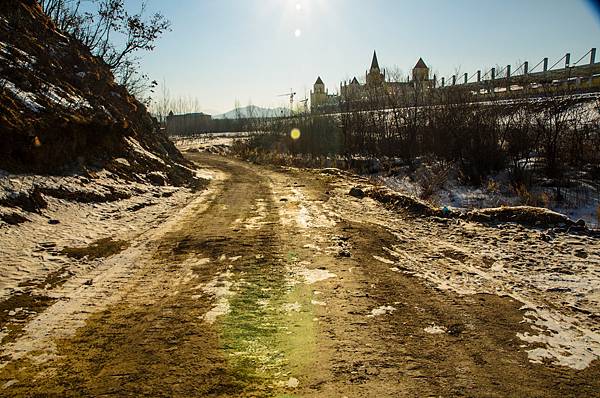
[311,51,433,112]
[166,111,212,135]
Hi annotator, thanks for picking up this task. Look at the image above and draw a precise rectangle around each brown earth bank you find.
[0,0,197,188]
[0,153,598,397]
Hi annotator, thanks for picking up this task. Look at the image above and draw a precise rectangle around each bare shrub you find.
[416,161,451,201]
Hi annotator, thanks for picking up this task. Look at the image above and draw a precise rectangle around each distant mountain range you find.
[213,105,292,119]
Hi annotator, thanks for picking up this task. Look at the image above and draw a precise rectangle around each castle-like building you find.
[310,51,432,111]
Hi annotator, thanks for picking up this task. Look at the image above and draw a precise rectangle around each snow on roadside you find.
[377,171,599,228]
[0,183,221,368]
[171,132,251,154]
[0,169,203,302]
[125,137,166,165]
[325,176,600,370]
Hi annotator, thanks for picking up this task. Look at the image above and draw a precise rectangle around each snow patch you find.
[201,270,235,324]
[42,83,91,110]
[295,267,337,285]
[0,79,44,112]
[373,255,395,265]
[367,305,396,317]
[113,158,130,167]
[517,307,600,370]
[286,377,299,388]
[282,302,302,313]
[125,137,166,165]
[424,325,447,334]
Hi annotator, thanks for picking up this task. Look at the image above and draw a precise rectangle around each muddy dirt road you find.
[1,153,599,397]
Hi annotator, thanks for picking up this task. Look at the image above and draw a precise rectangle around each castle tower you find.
[370,51,380,73]
[313,76,325,93]
[366,51,385,86]
[310,76,327,110]
[412,58,430,82]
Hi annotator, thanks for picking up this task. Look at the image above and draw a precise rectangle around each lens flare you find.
[294,28,302,37]
[290,128,301,140]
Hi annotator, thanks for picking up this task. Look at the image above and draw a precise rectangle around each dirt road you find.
[1,153,599,397]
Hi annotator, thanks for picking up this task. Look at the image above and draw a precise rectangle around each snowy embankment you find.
[374,169,599,229]
[0,167,210,302]
[0,133,212,323]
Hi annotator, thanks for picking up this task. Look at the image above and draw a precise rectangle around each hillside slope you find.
[0,0,197,187]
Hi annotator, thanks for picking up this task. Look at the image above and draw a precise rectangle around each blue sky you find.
[136,0,600,114]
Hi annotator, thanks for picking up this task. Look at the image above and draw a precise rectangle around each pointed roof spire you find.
[351,77,359,84]
[414,58,428,69]
[315,76,324,85]
[370,51,379,70]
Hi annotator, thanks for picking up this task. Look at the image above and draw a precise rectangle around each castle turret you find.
[412,58,430,82]
[370,51,380,73]
[367,50,385,86]
[310,76,327,110]
[314,76,325,93]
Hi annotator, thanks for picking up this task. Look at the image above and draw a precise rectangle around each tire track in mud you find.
[0,154,337,396]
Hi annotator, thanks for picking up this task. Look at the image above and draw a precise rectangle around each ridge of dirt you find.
[350,182,583,231]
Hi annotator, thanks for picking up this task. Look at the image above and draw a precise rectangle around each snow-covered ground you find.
[322,171,600,370]
[170,132,251,154]
[0,169,204,304]
[374,170,599,228]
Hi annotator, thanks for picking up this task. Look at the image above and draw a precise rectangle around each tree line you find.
[235,83,600,187]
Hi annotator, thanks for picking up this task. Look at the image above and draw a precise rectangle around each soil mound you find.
[0,0,200,188]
